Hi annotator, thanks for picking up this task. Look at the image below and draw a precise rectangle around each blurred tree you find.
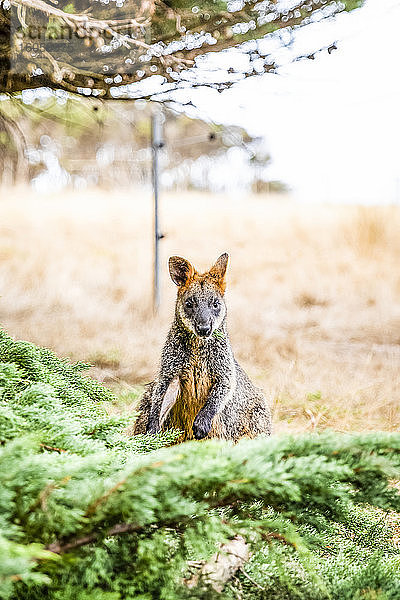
[0,111,26,184]
[0,94,276,190]
[0,0,364,97]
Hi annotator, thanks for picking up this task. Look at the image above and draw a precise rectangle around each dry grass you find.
[1,187,400,433]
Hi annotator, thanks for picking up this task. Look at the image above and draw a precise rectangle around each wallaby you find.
[133,253,271,442]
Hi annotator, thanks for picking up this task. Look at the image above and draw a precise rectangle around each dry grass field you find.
[1,186,399,433]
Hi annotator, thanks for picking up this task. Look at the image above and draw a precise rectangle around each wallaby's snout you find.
[185,295,216,338]
[195,321,212,338]
[169,253,229,339]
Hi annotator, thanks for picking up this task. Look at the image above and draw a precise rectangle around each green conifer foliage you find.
[1,327,400,600]
[0,328,180,456]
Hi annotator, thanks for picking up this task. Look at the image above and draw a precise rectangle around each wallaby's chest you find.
[164,349,213,441]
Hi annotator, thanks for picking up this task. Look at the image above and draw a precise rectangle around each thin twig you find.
[39,443,67,453]
[46,522,142,554]
[85,477,127,517]
[240,567,266,591]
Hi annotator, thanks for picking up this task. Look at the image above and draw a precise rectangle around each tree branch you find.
[46,522,142,554]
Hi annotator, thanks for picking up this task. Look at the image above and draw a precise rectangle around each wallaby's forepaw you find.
[192,413,213,440]
[146,419,161,435]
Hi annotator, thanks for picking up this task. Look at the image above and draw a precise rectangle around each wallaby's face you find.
[169,253,229,338]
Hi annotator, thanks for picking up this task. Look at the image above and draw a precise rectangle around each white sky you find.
[176,0,400,203]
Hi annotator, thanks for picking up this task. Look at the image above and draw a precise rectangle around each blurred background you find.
[1,0,399,433]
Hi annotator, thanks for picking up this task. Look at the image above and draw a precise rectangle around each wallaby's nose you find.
[196,323,212,337]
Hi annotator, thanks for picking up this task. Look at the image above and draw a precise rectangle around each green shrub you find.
[0,328,179,456]
[1,327,400,600]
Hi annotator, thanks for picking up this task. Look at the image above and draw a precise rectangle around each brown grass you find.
[1,186,400,433]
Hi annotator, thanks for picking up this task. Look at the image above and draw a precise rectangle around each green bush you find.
[1,327,400,600]
[0,328,179,456]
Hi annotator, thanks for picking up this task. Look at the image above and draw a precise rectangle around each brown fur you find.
[174,253,227,295]
[162,342,225,442]
[177,271,226,296]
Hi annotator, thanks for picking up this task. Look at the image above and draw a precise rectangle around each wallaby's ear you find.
[169,256,194,287]
[209,252,229,293]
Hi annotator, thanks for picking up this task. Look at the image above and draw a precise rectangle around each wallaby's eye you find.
[212,298,220,310]
[185,299,193,310]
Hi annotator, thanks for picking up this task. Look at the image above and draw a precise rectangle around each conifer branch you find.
[0,0,363,95]
[46,522,142,554]
[84,477,128,517]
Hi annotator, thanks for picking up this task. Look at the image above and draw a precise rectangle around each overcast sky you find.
[177,0,400,203]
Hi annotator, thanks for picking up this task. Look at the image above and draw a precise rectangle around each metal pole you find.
[151,108,163,313]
